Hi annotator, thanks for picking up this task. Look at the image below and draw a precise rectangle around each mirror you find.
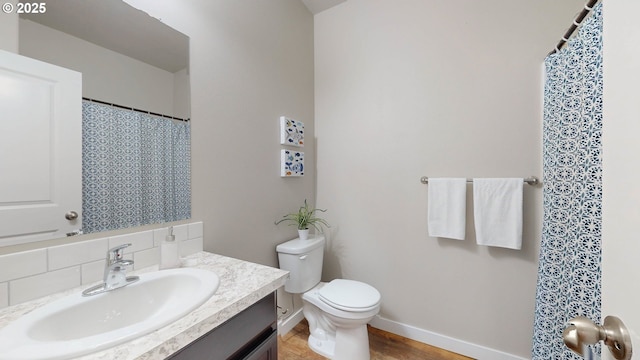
[17,0,190,238]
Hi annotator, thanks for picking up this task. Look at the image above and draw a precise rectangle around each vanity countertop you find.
[0,251,288,359]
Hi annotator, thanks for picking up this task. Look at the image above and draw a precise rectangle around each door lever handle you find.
[563,315,632,360]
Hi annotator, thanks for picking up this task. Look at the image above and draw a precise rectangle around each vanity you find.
[0,252,288,360]
[168,293,278,360]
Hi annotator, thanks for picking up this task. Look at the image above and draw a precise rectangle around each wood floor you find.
[278,320,474,360]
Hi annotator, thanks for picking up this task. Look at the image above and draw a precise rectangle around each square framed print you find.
[281,149,304,177]
[280,116,304,147]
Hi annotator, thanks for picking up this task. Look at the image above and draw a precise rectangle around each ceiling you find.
[19,0,189,73]
[18,0,346,73]
[301,0,347,15]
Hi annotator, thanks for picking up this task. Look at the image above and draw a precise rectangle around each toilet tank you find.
[276,235,325,294]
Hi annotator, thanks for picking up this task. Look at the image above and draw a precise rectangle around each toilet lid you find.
[318,279,380,311]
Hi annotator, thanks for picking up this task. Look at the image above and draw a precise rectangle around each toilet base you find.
[308,332,335,359]
[307,322,371,360]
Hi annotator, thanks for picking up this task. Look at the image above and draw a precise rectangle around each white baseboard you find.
[277,308,305,336]
[369,315,528,360]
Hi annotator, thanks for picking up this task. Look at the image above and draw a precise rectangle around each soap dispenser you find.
[160,226,180,269]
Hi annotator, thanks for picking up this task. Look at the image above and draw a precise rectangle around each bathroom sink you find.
[0,267,220,360]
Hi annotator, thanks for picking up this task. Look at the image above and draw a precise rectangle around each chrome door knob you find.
[65,211,78,220]
[563,315,632,360]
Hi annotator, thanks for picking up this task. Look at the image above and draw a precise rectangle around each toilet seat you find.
[318,279,380,312]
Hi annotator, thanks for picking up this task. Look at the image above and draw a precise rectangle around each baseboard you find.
[369,315,528,360]
[277,308,305,336]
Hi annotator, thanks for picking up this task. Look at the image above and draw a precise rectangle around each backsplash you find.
[0,222,203,309]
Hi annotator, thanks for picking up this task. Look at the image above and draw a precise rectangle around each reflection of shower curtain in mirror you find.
[532,3,602,359]
[81,100,191,233]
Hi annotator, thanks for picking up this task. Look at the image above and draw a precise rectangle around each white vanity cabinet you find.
[0,50,82,246]
[167,292,277,360]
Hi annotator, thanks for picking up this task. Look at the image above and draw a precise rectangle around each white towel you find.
[427,178,467,240]
[473,178,523,250]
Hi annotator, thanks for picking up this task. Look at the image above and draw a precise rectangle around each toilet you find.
[276,235,381,360]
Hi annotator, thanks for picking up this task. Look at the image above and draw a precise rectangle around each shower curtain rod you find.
[548,0,599,56]
[82,97,190,122]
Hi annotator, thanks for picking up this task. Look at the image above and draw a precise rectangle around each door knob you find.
[65,211,78,220]
[563,315,632,360]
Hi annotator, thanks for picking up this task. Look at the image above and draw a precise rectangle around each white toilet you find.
[276,235,381,360]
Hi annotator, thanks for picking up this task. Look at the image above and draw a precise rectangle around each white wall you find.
[174,68,191,119]
[602,2,640,359]
[0,1,18,52]
[314,0,583,358]
[19,19,178,117]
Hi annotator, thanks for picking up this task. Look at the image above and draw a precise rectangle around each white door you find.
[0,49,82,246]
[601,1,640,359]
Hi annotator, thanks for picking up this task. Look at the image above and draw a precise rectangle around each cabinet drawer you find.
[168,292,276,360]
[243,331,277,360]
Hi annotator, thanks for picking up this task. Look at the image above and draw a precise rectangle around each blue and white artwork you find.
[280,116,304,147]
[281,149,304,177]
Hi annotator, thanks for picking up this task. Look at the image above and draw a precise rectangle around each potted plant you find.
[275,199,330,240]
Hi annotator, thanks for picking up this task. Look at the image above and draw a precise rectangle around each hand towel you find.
[427,178,467,240]
[473,178,523,250]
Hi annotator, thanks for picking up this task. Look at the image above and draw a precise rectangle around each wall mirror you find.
[7,0,190,245]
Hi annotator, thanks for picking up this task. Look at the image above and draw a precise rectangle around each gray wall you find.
[124,0,316,266]
[313,0,584,357]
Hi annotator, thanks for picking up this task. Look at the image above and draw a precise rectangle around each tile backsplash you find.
[0,222,203,308]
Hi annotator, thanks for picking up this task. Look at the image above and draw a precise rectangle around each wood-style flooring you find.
[278,320,474,360]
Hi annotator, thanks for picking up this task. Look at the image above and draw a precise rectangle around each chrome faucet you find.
[82,243,140,296]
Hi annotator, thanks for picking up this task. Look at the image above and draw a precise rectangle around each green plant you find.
[275,200,330,231]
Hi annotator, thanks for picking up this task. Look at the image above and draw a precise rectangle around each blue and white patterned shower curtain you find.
[532,3,603,359]
[81,100,191,233]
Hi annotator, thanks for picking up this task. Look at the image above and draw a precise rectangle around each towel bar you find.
[420,176,539,186]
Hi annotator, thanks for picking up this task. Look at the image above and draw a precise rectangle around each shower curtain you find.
[532,3,603,359]
[81,100,191,233]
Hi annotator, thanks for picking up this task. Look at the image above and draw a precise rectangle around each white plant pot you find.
[298,228,310,240]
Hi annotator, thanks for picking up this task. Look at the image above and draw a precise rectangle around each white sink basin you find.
[0,267,220,360]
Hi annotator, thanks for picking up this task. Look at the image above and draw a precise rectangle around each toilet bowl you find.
[303,280,380,359]
[276,235,381,360]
